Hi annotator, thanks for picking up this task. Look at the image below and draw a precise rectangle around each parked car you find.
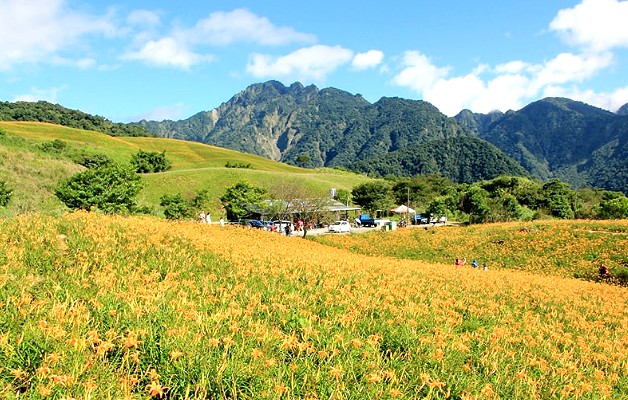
[230,219,266,229]
[411,214,429,225]
[246,219,265,229]
[328,220,351,233]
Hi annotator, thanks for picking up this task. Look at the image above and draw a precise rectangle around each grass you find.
[0,121,373,216]
[0,212,627,399]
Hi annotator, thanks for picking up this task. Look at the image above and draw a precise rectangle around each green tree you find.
[54,164,143,213]
[334,188,351,206]
[0,181,12,207]
[220,182,268,221]
[296,154,312,168]
[541,179,575,219]
[426,196,449,217]
[461,185,490,224]
[160,193,192,220]
[598,195,628,219]
[190,189,210,209]
[130,150,171,173]
[351,182,394,214]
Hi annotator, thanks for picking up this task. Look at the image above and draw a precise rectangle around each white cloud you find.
[533,52,614,88]
[0,0,116,70]
[13,85,66,103]
[246,45,353,81]
[391,51,450,92]
[127,10,161,27]
[494,60,531,74]
[186,8,316,46]
[124,8,315,70]
[122,38,214,69]
[542,85,628,112]
[395,51,617,115]
[391,48,618,115]
[130,103,187,122]
[387,1,628,115]
[550,0,628,52]
[352,50,384,70]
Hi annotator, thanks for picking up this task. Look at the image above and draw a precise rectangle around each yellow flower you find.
[251,348,263,360]
[125,331,141,348]
[329,365,343,379]
[146,381,167,398]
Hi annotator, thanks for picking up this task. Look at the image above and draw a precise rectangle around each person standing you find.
[206,213,212,225]
[199,210,206,223]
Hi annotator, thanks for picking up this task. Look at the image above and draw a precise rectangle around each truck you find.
[358,213,376,227]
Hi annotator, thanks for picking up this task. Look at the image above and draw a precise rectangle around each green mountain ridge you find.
[457,97,628,192]
[136,81,628,193]
[2,81,627,194]
[135,81,525,184]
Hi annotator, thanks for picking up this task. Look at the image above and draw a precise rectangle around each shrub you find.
[225,161,252,169]
[0,180,12,207]
[54,164,143,213]
[160,193,192,220]
[39,139,68,153]
[130,150,171,173]
[72,152,114,169]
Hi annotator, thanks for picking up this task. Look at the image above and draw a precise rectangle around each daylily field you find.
[1,212,627,399]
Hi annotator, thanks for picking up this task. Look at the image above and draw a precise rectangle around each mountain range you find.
[135,81,628,194]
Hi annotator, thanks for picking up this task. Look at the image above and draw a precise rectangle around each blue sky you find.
[2,0,628,122]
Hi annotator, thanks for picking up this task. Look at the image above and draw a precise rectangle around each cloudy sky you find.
[1,0,628,122]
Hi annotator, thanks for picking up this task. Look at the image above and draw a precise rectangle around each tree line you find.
[351,175,628,223]
[0,101,152,137]
[3,136,625,225]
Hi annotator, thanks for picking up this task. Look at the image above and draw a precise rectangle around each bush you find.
[72,152,114,169]
[0,180,12,207]
[130,150,171,173]
[160,193,192,220]
[39,139,68,153]
[225,161,252,169]
[54,164,143,213]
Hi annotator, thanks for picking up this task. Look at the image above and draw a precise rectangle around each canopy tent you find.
[391,205,415,214]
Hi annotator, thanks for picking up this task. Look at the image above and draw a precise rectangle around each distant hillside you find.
[0,121,371,217]
[135,81,518,181]
[454,109,504,135]
[351,136,528,183]
[0,101,153,137]
[457,98,628,192]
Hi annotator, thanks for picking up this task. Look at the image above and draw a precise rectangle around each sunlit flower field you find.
[313,220,628,280]
[0,212,626,399]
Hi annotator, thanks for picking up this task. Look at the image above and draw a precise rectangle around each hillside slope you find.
[0,121,372,216]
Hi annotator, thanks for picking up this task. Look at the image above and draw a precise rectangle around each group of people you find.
[198,211,226,227]
[198,210,211,224]
[455,257,488,270]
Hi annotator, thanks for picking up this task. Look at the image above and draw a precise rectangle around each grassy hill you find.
[0,121,373,217]
[1,212,626,398]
